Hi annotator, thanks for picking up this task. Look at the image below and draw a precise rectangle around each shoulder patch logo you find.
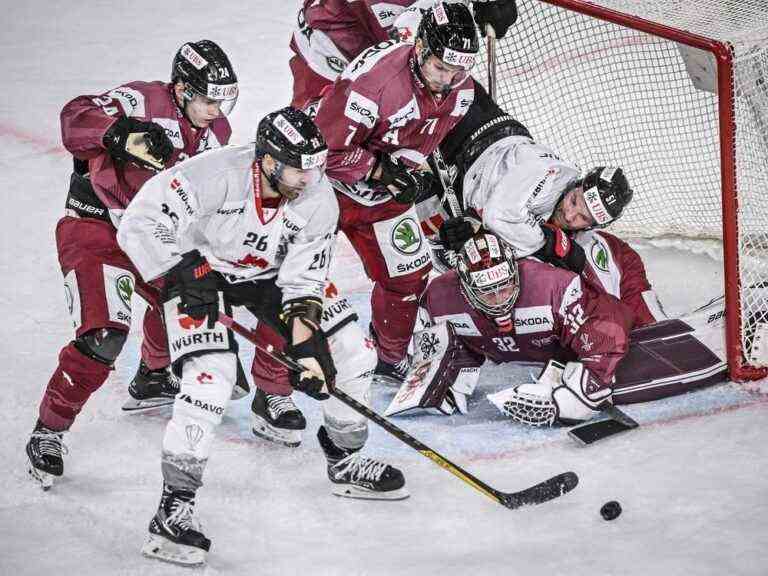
[392,217,422,255]
[591,240,610,272]
[116,274,134,310]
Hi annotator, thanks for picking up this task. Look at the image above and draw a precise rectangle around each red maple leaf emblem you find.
[324,282,339,299]
[178,315,205,330]
[235,254,269,269]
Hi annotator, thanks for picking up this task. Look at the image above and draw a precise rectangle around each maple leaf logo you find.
[234,254,269,269]
[178,315,205,330]
[325,282,339,299]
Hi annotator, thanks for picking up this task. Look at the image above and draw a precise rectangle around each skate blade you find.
[230,383,250,401]
[27,461,55,491]
[122,396,175,412]
[250,415,302,447]
[331,484,410,501]
[141,533,207,567]
[372,374,404,388]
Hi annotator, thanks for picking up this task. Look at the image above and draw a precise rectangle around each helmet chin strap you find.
[257,152,290,198]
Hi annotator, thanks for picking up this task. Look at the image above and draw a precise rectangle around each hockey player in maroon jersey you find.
[25,40,238,490]
[309,1,478,387]
[289,0,518,111]
[385,231,728,424]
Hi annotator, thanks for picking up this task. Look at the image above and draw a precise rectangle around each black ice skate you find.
[26,420,67,491]
[122,361,180,412]
[250,388,306,447]
[373,357,410,387]
[142,484,210,567]
[317,426,409,500]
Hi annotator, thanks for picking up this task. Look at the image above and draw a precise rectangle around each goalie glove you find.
[552,361,612,423]
[487,360,612,426]
[102,116,174,171]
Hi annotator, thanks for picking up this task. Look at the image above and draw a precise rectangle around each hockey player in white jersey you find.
[417,86,666,328]
[118,107,407,567]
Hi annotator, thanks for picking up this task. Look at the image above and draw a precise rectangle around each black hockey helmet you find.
[417,2,479,70]
[256,107,328,198]
[457,232,520,332]
[256,106,328,170]
[171,40,238,114]
[580,166,634,228]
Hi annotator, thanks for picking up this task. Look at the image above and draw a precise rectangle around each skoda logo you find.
[116,274,134,310]
[391,217,422,255]
[590,241,609,272]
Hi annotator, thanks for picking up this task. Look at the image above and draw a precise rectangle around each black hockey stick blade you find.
[568,406,639,446]
[500,471,579,509]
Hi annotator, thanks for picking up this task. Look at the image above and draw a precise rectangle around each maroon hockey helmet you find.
[456,232,520,332]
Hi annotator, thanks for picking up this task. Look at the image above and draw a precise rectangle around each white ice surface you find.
[1,2,767,575]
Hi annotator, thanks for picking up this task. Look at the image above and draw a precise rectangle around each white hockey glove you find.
[552,361,612,423]
[488,360,612,426]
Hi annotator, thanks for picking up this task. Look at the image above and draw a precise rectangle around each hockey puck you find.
[600,500,622,521]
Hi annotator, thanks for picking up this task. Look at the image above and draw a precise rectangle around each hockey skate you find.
[373,357,410,387]
[317,426,408,500]
[142,484,210,567]
[123,360,251,411]
[26,420,67,491]
[122,361,180,412]
[250,388,306,447]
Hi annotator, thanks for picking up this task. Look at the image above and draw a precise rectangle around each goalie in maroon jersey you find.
[384,231,729,425]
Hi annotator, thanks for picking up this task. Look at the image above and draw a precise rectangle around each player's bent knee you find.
[74,327,128,365]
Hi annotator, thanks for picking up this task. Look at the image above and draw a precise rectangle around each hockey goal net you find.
[480,0,768,380]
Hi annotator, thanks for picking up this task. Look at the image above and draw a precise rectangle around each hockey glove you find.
[167,250,220,329]
[473,0,518,39]
[287,331,336,401]
[439,216,476,252]
[535,223,586,273]
[103,116,174,171]
[552,361,612,423]
[374,153,434,205]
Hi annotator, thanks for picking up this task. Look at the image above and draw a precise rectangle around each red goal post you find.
[479,0,768,381]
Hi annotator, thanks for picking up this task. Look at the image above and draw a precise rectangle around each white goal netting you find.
[477,0,768,376]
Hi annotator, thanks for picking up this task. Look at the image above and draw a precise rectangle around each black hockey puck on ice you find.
[600,501,622,521]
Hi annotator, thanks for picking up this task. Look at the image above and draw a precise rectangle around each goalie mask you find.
[457,232,520,332]
[256,106,328,199]
[172,40,239,116]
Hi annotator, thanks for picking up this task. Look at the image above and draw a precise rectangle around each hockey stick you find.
[568,403,639,445]
[485,24,497,100]
[218,312,579,509]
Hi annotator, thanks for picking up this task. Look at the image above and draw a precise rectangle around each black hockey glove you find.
[167,250,220,329]
[374,153,434,205]
[535,224,586,273]
[103,116,174,171]
[439,217,476,252]
[473,0,518,39]
[287,331,336,401]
